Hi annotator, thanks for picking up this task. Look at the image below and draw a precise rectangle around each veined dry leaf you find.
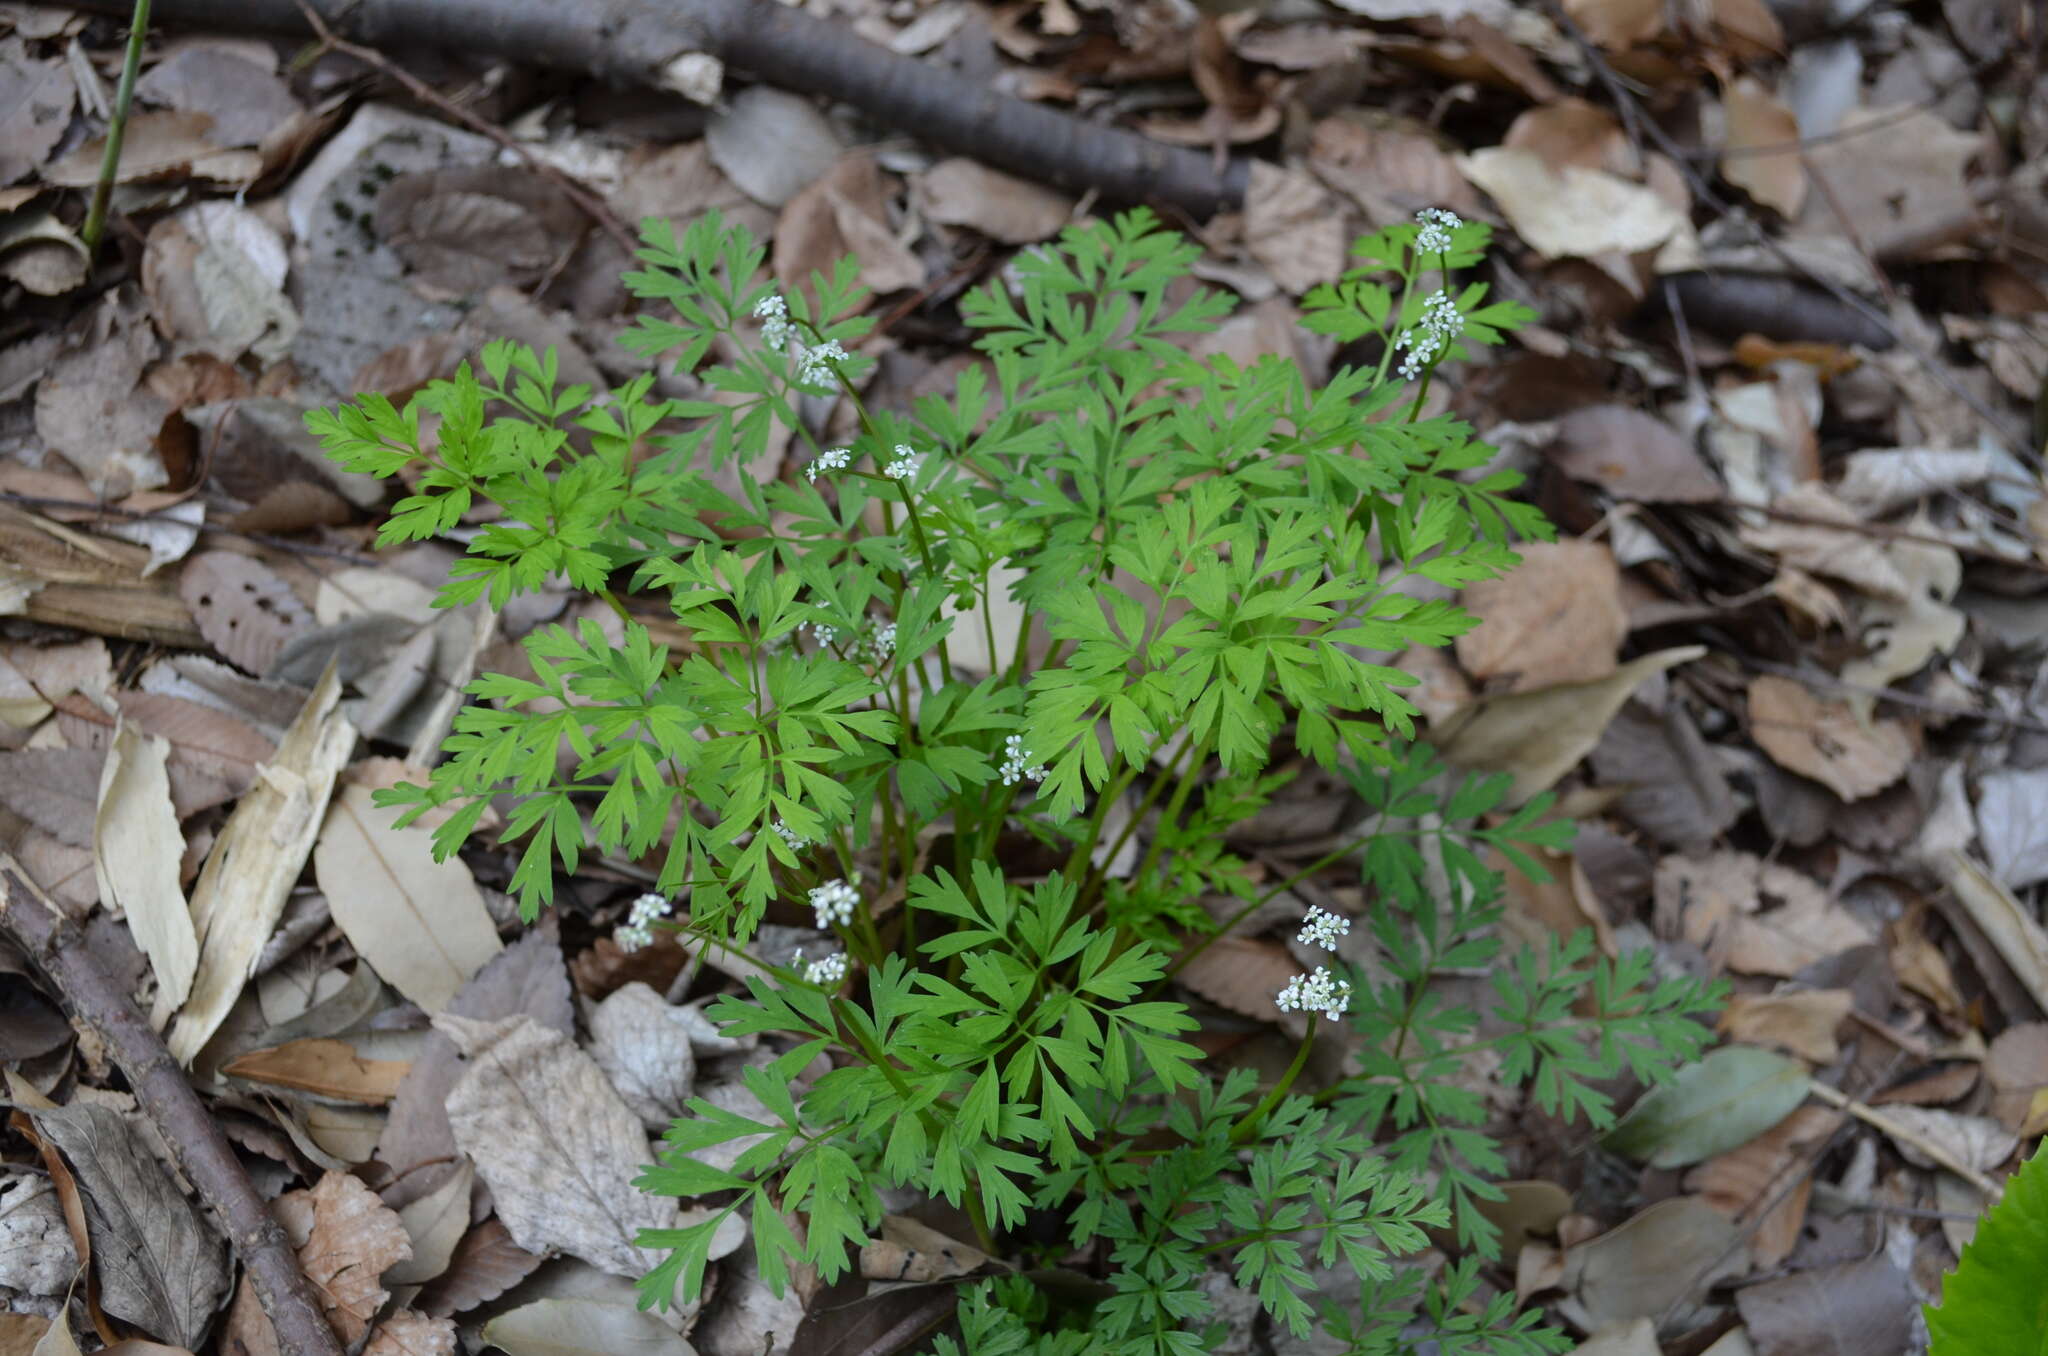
[1590,702,1738,852]
[1721,77,1806,218]
[438,1013,677,1279]
[1457,540,1627,690]
[1435,646,1707,805]
[1718,990,1852,1064]
[56,690,275,817]
[277,1171,412,1343]
[0,41,74,184]
[1976,768,2048,892]
[1735,1255,1915,1356]
[29,1101,229,1347]
[1172,934,1299,1023]
[587,982,697,1131]
[169,666,352,1065]
[221,1037,410,1104]
[141,202,298,364]
[1985,1025,2048,1132]
[0,747,103,846]
[1307,116,1481,221]
[1457,148,1688,260]
[1740,483,1912,599]
[1686,1106,1841,1268]
[94,723,195,1019]
[361,1312,457,1356]
[860,1214,991,1283]
[313,781,501,1013]
[0,1174,76,1295]
[1244,161,1347,295]
[132,39,299,148]
[1746,675,1913,801]
[385,1158,473,1286]
[1871,1105,2018,1174]
[177,551,312,677]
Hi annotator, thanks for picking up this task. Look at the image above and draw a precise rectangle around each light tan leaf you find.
[1562,0,1663,47]
[1434,646,1706,805]
[1654,850,1871,977]
[413,1218,544,1318]
[0,747,103,845]
[278,1171,412,1343]
[313,782,501,1013]
[42,111,261,188]
[859,1214,990,1282]
[1458,540,1627,690]
[587,982,698,1131]
[1684,1105,1842,1269]
[1244,161,1348,295]
[1746,675,1913,801]
[1550,406,1722,505]
[1172,934,1299,1022]
[1797,106,1981,260]
[1457,148,1688,260]
[169,665,353,1065]
[773,152,922,297]
[1932,850,2048,1013]
[361,1312,458,1356]
[222,1037,410,1104]
[0,43,74,184]
[917,157,1074,245]
[94,722,195,1019]
[1985,1024,2048,1132]
[1503,98,1633,175]
[1864,1105,2016,1173]
[438,1014,677,1279]
[1306,116,1482,221]
[480,1298,697,1356]
[1739,482,1911,599]
[1718,990,1853,1064]
[385,1159,473,1286]
[1558,1197,1748,1332]
[56,690,275,817]
[1721,77,1806,217]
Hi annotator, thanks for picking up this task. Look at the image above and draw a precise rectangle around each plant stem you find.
[80,0,151,254]
[1229,1016,1318,1145]
[1160,838,1366,984]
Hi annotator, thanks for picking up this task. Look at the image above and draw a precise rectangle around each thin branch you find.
[1807,1078,2005,1201]
[0,857,346,1356]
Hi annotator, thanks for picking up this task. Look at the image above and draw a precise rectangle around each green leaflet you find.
[1925,1137,2048,1356]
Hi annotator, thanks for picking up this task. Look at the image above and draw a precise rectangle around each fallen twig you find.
[1806,1078,2005,1201]
[0,857,346,1356]
[64,0,1248,219]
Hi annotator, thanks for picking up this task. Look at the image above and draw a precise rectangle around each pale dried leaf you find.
[1934,850,2048,1013]
[1740,482,1910,598]
[1244,161,1348,295]
[94,723,195,1015]
[385,1158,472,1286]
[1172,935,1298,1023]
[916,157,1073,245]
[1797,106,1981,260]
[860,1214,990,1282]
[57,691,275,817]
[278,1171,412,1343]
[1985,1024,2048,1131]
[361,1311,458,1356]
[42,111,261,188]
[169,666,353,1064]
[0,747,103,846]
[587,982,698,1131]
[178,551,312,677]
[222,1037,410,1104]
[0,40,73,184]
[1458,540,1627,690]
[1590,703,1738,851]
[1503,98,1633,175]
[1976,768,2048,891]
[1457,148,1688,259]
[1306,116,1482,219]
[774,153,921,297]
[1550,405,1722,503]
[481,1298,699,1356]
[1736,1256,1914,1356]
[1721,77,1806,217]
[132,41,299,148]
[33,293,171,500]
[1869,1105,2016,1173]
[0,1175,77,1295]
[705,86,842,208]
[1435,646,1706,805]
[1746,675,1913,801]
[314,782,501,1013]
[1558,1197,1748,1332]
[414,1217,544,1317]
[1718,990,1853,1064]
[141,202,298,364]
[439,1013,677,1278]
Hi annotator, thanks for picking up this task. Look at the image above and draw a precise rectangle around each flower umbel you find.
[999,735,1046,786]
[884,445,922,479]
[806,447,851,482]
[798,950,849,986]
[795,339,847,388]
[754,293,791,349]
[1414,207,1462,257]
[809,876,860,929]
[1395,288,1464,381]
[1297,906,1351,951]
[770,819,812,853]
[1276,966,1352,1021]
[614,891,673,953]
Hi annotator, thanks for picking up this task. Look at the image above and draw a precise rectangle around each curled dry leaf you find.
[1457,147,1689,260]
[221,1037,410,1104]
[438,1013,677,1280]
[42,111,261,189]
[413,1217,544,1318]
[278,1170,413,1343]
[1456,540,1628,690]
[1746,675,1914,802]
[93,723,195,1018]
[1721,76,1807,218]
[1718,989,1853,1064]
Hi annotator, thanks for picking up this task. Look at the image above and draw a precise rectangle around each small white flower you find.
[1297,905,1351,952]
[614,892,673,953]
[998,734,1046,786]
[1275,966,1352,1021]
[794,339,848,387]
[798,950,848,985]
[865,623,898,664]
[1394,288,1463,381]
[1414,207,1462,256]
[884,444,922,479]
[809,875,861,929]
[805,446,851,482]
[771,819,812,853]
[806,620,838,647]
[754,293,791,350]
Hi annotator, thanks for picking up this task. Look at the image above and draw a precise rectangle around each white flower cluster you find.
[1395,288,1464,381]
[797,949,848,985]
[806,446,851,482]
[1276,966,1353,1021]
[795,339,847,388]
[1297,905,1351,951]
[998,734,1047,786]
[614,891,673,953]
[1414,207,1462,256]
[809,875,860,929]
[884,444,922,479]
[806,620,838,647]
[771,818,812,853]
[864,623,897,664]
[755,293,791,350]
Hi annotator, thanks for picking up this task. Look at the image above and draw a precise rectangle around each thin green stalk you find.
[1229,1016,1318,1145]
[80,0,152,254]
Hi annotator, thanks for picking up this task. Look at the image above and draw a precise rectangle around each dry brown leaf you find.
[1740,483,1911,599]
[859,1214,991,1283]
[1503,98,1633,175]
[916,157,1074,245]
[775,152,923,297]
[277,1171,412,1343]
[223,1038,410,1104]
[1655,850,1872,977]
[1746,676,1913,802]
[384,1159,472,1287]
[140,202,297,364]
[179,552,315,679]
[1721,77,1807,218]
[0,41,74,184]
[1589,701,1738,851]
[1172,934,1299,1023]
[1563,0,1663,48]
[438,1013,676,1279]
[1734,1256,1915,1356]
[42,111,260,188]
[1457,540,1627,690]
[94,723,194,1020]
[1434,646,1706,805]
[1306,116,1482,220]
[1718,990,1853,1064]
[360,1312,458,1356]
[1864,1105,2016,1174]
[1243,161,1348,295]
[1557,1197,1748,1332]
[587,982,698,1131]
[313,782,501,1013]
[33,292,172,500]
[1684,1105,1842,1268]
[132,40,300,148]
[413,1218,544,1318]
[1457,148,1688,260]
[0,747,103,846]
[1932,851,2048,1014]
[1985,1024,2048,1132]
[1885,910,1963,1018]
[57,690,275,818]
[1547,408,1721,505]
[372,166,585,298]
[1798,106,1982,260]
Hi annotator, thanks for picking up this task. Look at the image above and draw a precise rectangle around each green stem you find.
[1229,1016,1318,1145]
[1159,838,1367,985]
[80,0,151,254]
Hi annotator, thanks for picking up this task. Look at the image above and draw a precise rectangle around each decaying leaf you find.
[221,1037,410,1104]
[42,111,261,189]
[480,1297,698,1356]
[414,1217,544,1318]
[312,781,502,1013]
[1171,934,1300,1023]
[859,1214,991,1283]
[1932,851,2048,1014]
[56,690,276,818]
[1548,404,1722,503]
[0,1174,78,1296]
[277,1170,412,1343]
[1721,76,1806,218]
[439,1013,677,1279]
[1736,1255,1916,1356]
[1604,1046,1810,1168]
[586,982,698,1131]
[1747,675,1914,802]
[1457,147,1689,260]
[917,156,1074,245]
[93,722,195,1020]
[1976,768,2048,891]
[1655,849,1873,977]
[1685,1105,1843,1268]
[385,1158,473,1287]
[1558,1196,1748,1332]
[177,551,312,678]
[0,40,74,184]
[1718,990,1853,1064]
[1244,161,1348,295]
[1435,646,1707,805]
[1457,540,1627,690]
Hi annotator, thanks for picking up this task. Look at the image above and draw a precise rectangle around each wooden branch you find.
[0,857,346,1356]
[60,0,1249,219]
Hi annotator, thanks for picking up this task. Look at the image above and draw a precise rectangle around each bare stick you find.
[1806,1078,2005,1201]
[0,857,346,1356]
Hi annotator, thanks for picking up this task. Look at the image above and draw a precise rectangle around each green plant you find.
[308,205,1719,1353]
[1925,1136,2048,1355]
